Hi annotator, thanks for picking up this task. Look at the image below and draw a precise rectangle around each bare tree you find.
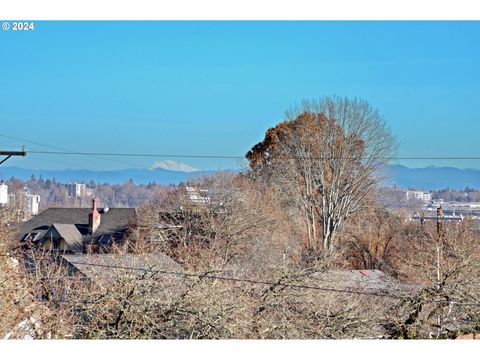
[343,200,403,276]
[0,208,75,339]
[384,219,480,338]
[246,96,396,251]
[135,172,299,273]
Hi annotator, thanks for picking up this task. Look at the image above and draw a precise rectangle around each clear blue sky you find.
[0,21,479,170]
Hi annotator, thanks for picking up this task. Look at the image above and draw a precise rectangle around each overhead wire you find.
[2,251,480,307]
[4,133,480,171]
[0,133,148,169]
[25,150,480,160]
[0,252,406,299]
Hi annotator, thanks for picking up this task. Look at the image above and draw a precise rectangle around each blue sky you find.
[0,21,479,170]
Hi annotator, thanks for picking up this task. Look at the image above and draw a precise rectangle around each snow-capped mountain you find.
[149,160,199,173]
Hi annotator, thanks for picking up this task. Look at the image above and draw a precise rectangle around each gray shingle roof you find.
[18,207,136,245]
[62,253,182,280]
[62,253,184,298]
[310,269,418,296]
[48,223,84,253]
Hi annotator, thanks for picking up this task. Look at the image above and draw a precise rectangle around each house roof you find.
[48,223,83,253]
[62,253,182,280]
[310,269,418,296]
[18,207,136,244]
[62,253,184,299]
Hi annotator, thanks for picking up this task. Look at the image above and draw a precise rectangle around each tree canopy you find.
[246,96,396,250]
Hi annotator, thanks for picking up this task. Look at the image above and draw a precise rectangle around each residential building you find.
[66,182,86,198]
[18,199,136,253]
[0,181,8,207]
[25,193,40,215]
[8,188,41,216]
[406,190,432,202]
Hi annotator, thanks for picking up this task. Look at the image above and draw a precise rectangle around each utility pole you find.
[435,206,444,338]
[0,147,27,165]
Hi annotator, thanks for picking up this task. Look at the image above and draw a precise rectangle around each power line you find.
[67,259,402,298]
[0,134,146,168]
[0,140,103,169]
[4,133,480,161]
[0,252,401,299]
[25,150,480,160]
[2,252,480,307]
[2,251,478,305]
[28,150,245,159]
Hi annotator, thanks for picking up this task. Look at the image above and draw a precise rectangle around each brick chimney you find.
[88,198,101,234]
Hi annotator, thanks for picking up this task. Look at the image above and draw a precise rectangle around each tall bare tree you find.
[246,96,395,251]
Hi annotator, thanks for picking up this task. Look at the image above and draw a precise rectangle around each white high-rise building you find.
[25,194,40,215]
[0,181,8,207]
[19,187,41,216]
[66,182,86,198]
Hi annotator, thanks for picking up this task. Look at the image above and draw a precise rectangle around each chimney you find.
[88,198,101,234]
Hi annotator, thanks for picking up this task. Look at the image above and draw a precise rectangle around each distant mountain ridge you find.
[0,166,215,185]
[382,165,480,190]
[1,164,480,190]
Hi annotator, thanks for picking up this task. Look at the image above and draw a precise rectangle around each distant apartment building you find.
[66,182,86,198]
[0,181,8,207]
[25,193,41,216]
[406,190,432,202]
[7,187,41,216]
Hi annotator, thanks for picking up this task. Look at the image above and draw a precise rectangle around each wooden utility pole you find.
[0,147,27,165]
[435,206,444,338]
